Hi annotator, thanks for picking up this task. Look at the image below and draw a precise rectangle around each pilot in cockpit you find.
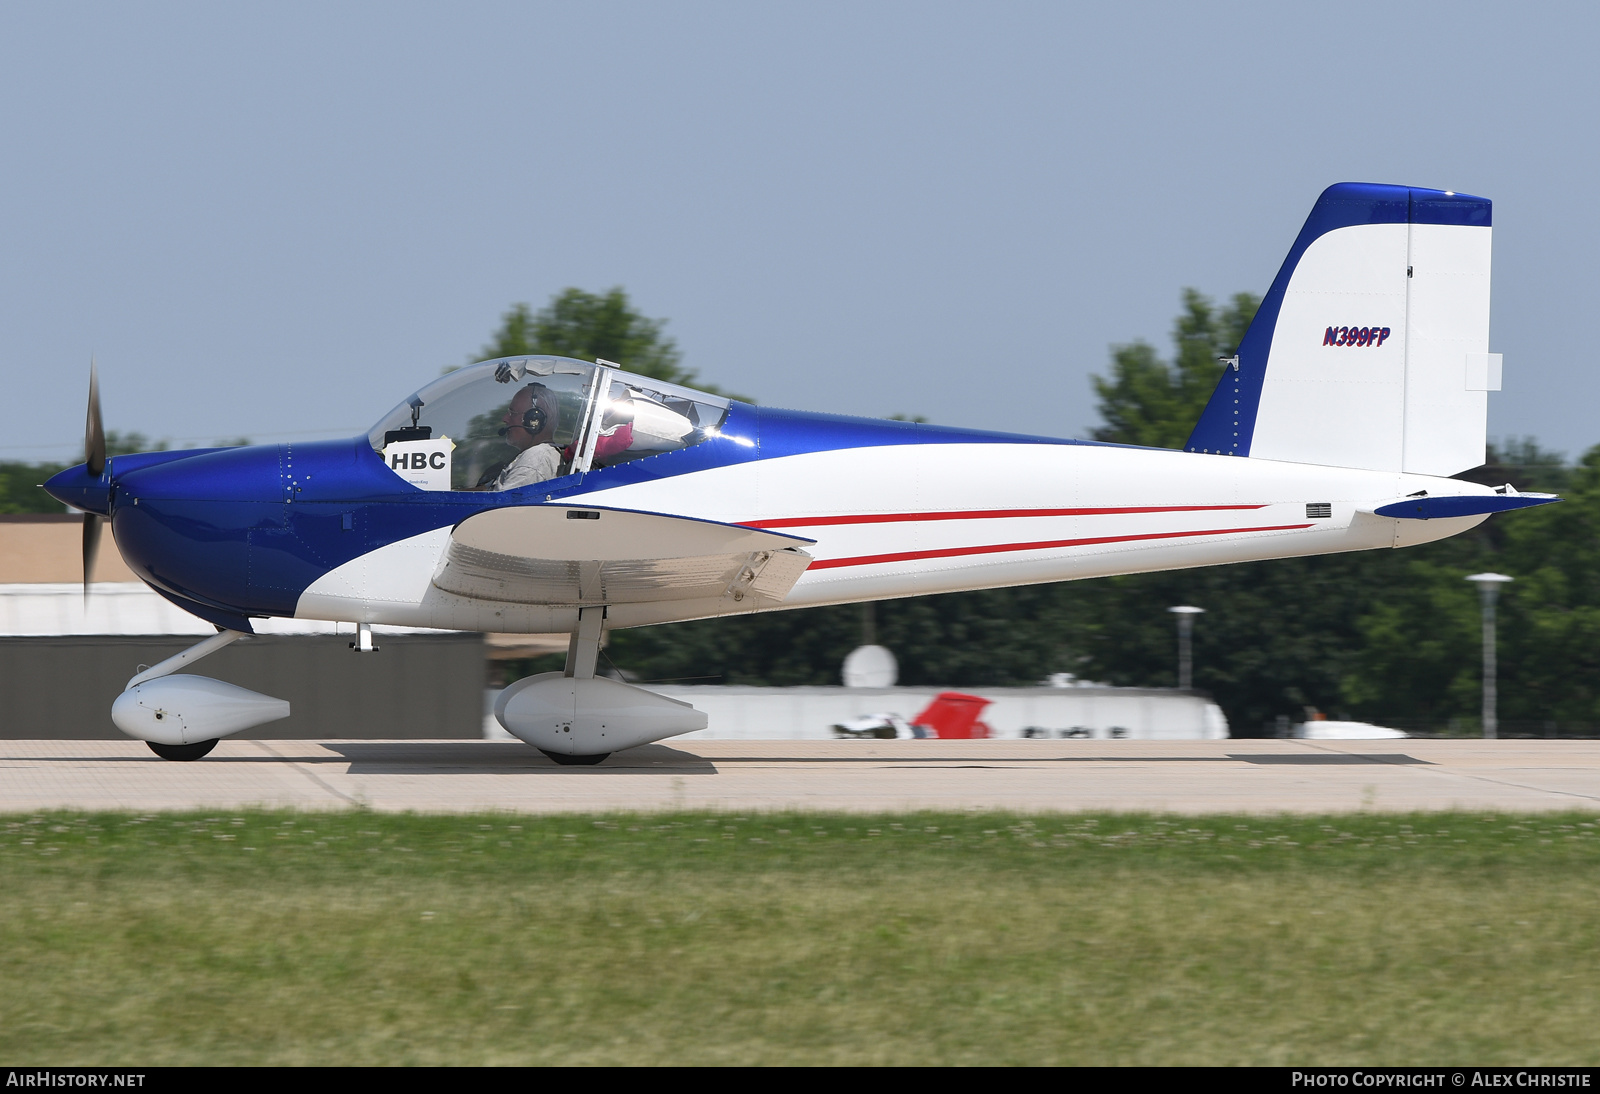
[487,383,562,490]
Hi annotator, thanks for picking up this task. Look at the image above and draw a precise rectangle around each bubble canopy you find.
[367,357,732,492]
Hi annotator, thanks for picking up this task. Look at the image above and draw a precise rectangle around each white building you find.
[645,684,1228,741]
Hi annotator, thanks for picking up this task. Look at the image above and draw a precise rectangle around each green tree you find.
[105,431,168,458]
[0,460,66,513]
[1487,444,1600,729]
[1467,438,1572,495]
[478,288,739,397]
[1092,289,1259,448]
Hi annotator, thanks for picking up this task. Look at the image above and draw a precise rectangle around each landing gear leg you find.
[551,606,610,766]
[128,628,248,688]
[563,605,603,680]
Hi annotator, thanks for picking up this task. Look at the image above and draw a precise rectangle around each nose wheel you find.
[147,739,219,762]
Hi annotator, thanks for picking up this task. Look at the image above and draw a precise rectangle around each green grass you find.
[3,810,1599,1065]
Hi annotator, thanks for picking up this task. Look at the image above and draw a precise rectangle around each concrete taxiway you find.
[1,738,1598,814]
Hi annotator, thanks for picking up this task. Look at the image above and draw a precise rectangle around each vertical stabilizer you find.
[1186,184,1495,476]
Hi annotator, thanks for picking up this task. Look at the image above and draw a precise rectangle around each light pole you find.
[1168,606,1205,691]
[1465,573,1513,739]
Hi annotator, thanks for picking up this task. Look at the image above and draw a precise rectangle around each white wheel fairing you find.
[495,673,708,755]
[112,675,290,746]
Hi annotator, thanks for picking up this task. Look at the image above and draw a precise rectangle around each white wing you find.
[431,504,814,607]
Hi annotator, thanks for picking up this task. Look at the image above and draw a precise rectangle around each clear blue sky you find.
[4,1,1595,462]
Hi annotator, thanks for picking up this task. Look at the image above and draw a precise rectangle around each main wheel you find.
[540,750,610,766]
[147,739,219,762]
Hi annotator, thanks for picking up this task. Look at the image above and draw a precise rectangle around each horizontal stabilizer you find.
[433,504,814,607]
[1368,493,1559,520]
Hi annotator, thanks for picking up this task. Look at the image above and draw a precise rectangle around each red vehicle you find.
[832,692,994,739]
[912,692,994,739]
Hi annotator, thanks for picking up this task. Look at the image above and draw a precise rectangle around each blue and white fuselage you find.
[69,397,1525,638]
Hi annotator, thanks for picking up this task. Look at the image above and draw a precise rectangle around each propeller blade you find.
[85,359,105,478]
[83,513,103,605]
[82,360,107,606]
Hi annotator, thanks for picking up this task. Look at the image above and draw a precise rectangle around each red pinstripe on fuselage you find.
[737,504,1309,570]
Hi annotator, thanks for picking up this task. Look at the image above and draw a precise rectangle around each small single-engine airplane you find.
[46,182,1557,764]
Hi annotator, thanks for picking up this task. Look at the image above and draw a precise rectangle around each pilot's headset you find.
[499,383,551,439]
